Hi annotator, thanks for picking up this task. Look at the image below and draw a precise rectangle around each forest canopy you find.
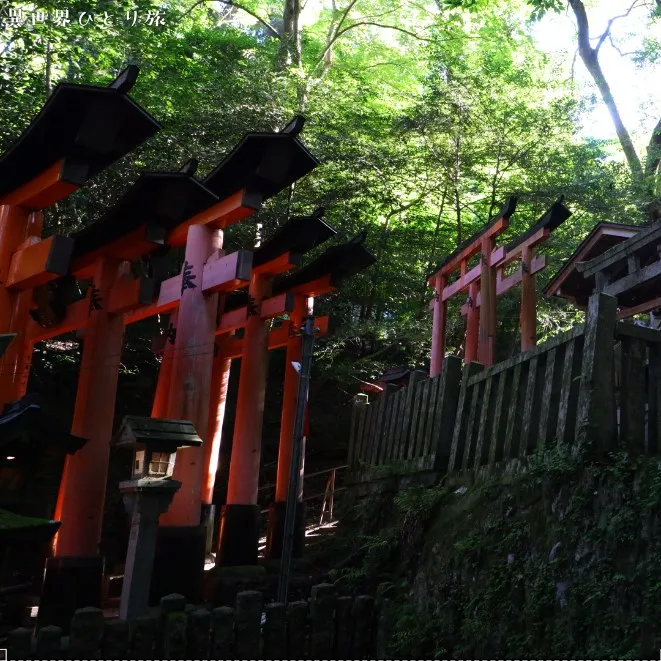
[1,0,659,412]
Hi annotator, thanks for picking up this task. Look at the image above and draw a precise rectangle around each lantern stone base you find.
[264,501,306,560]
[216,504,260,566]
[37,555,103,632]
[149,524,206,603]
[120,478,181,620]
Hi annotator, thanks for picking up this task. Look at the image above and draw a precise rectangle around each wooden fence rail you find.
[348,293,661,483]
[8,584,386,660]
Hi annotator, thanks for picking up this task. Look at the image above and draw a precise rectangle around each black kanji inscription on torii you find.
[181,260,197,296]
[247,295,260,317]
[88,286,103,315]
[165,323,177,345]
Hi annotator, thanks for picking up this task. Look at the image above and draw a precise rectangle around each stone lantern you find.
[113,416,202,620]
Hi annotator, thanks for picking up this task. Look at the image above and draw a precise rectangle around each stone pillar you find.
[120,479,181,621]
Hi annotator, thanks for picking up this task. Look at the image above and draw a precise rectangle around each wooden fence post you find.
[234,590,262,659]
[575,293,618,452]
[620,334,647,454]
[431,355,462,473]
[348,393,369,480]
[397,370,426,469]
[648,342,661,453]
[448,362,484,473]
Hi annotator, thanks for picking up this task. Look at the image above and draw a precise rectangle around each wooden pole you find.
[217,270,271,565]
[465,282,479,363]
[520,245,536,352]
[151,310,178,419]
[202,339,231,506]
[265,296,310,559]
[160,224,221,527]
[430,274,447,377]
[274,296,310,503]
[53,257,125,556]
[478,236,497,366]
[0,208,41,406]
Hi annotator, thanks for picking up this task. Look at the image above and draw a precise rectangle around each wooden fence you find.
[348,293,661,482]
[8,583,387,660]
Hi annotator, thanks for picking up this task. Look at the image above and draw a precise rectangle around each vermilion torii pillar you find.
[265,294,312,559]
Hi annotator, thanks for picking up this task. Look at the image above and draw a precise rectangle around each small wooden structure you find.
[428,197,571,374]
[544,221,641,308]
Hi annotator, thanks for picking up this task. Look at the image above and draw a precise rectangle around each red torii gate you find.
[428,198,571,375]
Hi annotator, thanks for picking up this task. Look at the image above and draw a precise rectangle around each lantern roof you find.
[113,416,202,453]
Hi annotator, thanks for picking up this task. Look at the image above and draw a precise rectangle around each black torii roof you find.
[203,116,319,202]
[252,208,337,268]
[71,170,218,258]
[273,234,376,295]
[0,66,161,201]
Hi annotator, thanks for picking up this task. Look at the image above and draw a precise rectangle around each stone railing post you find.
[69,606,105,657]
[211,606,235,657]
[234,590,262,659]
[309,583,336,657]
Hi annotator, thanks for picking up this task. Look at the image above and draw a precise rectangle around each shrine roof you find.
[0,394,87,455]
[0,67,160,202]
[70,172,218,258]
[252,209,337,267]
[544,221,641,307]
[203,131,319,202]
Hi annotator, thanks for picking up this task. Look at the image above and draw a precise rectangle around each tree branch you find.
[568,0,643,182]
[180,0,280,38]
[593,0,642,53]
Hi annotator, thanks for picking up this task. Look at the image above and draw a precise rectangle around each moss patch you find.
[0,507,52,530]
